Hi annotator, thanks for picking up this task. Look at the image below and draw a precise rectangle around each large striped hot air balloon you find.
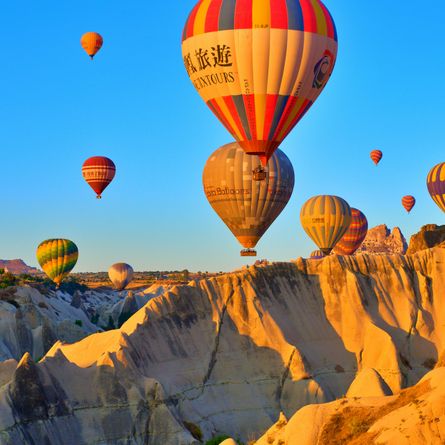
[82,156,116,199]
[182,0,338,165]
[402,195,416,213]
[334,208,368,255]
[203,142,294,256]
[300,195,352,255]
[108,263,134,291]
[370,150,383,166]
[81,32,103,59]
[36,239,78,287]
[427,162,445,212]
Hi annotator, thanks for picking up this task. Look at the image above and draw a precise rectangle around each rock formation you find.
[0,259,40,275]
[0,245,443,444]
[356,224,408,255]
[407,224,445,255]
[255,367,445,445]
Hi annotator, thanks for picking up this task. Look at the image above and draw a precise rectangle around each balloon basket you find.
[253,167,267,181]
[241,249,257,257]
[96,195,102,199]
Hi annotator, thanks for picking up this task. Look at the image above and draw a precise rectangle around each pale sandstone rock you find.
[346,367,393,398]
[0,246,443,443]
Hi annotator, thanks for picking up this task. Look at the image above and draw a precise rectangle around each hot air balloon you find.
[334,208,368,255]
[36,239,78,287]
[108,263,134,291]
[182,0,338,166]
[300,195,352,255]
[370,150,383,166]
[82,156,116,199]
[80,32,103,59]
[310,250,325,260]
[427,162,445,212]
[203,142,294,256]
[402,195,416,213]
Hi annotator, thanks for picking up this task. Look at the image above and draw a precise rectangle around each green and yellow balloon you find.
[301,195,352,255]
[36,239,78,286]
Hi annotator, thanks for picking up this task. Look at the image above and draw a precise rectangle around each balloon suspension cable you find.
[253,166,267,181]
[241,249,257,257]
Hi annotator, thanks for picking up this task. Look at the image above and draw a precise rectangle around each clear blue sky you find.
[0,1,443,272]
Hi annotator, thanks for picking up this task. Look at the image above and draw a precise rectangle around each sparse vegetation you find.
[183,421,202,441]
[319,381,431,445]
[205,436,244,445]
[74,320,83,327]
[422,358,437,370]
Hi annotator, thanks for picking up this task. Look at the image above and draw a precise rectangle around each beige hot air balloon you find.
[108,263,134,291]
[203,142,294,256]
[300,195,352,255]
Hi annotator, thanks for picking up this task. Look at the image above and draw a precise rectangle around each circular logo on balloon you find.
[313,50,334,89]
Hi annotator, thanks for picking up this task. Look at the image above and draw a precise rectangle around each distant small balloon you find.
[427,162,445,212]
[402,195,416,213]
[310,250,325,260]
[108,263,134,291]
[300,195,352,255]
[80,32,103,59]
[370,150,383,165]
[334,208,368,255]
[82,156,116,199]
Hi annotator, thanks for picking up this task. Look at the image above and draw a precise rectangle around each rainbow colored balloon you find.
[36,239,78,286]
[182,0,338,165]
[427,162,445,212]
[334,208,368,255]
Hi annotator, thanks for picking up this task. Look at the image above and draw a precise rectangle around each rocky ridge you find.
[356,224,408,255]
[0,244,443,444]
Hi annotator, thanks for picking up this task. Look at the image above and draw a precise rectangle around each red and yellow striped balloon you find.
[370,150,383,165]
[402,195,416,213]
[334,208,368,255]
[182,0,338,165]
[82,156,116,199]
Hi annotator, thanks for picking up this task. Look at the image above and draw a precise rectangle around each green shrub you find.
[183,421,203,441]
[75,320,83,327]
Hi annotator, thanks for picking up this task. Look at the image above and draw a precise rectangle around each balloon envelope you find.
[300,195,352,255]
[36,239,78,286]
[182,0,338,164]
[82,156,116,198]
[427,162,445,212]
[334,208,368,255]
[81,32,103,59]
[402,195,416,213]
[310,250,325,260]
[203,142,294,253]
[108,263,134,291]
[370,150,383,165]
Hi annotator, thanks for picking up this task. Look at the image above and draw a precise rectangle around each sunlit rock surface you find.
[255,367,445,445]
[0,245,443,444]
[356,224,408,255]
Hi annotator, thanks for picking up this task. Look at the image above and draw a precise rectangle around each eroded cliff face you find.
[0,246,444,444]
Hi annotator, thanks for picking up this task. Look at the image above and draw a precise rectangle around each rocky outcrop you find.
[0,259,40,275]
[0,246,443,444]
[407,224,445,255]
[255,367,445,445]
[357,225,408,255]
